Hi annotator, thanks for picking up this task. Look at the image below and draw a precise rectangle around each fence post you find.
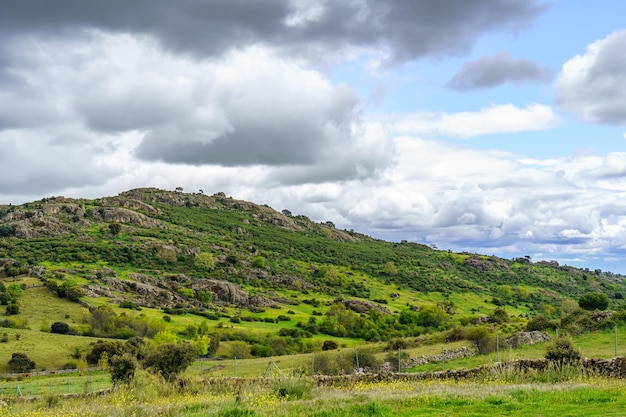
[615,326,618,358]
[234,357,237,377]
[441,346,445,371]
[355,350,360,370]
[556,328,559,339]
[311,352,315,376]
[496,334,499,363]
[397,348,401,373]
[67,379,70,394]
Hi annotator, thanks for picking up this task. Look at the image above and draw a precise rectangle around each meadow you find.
[2,372,626,416]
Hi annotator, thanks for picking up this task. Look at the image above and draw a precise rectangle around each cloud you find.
[0,0,547,63]
[556,30,626,124]
[447,51,552,90]
[0,33,393,196]
[388,103,560,138]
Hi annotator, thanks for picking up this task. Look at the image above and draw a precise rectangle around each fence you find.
[1,327,624,399]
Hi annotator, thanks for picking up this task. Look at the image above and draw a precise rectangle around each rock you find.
[505,331,551,348]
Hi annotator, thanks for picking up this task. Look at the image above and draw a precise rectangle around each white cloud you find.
[388,103,560,138]
[556,30,626,124]
[0,33,394,197]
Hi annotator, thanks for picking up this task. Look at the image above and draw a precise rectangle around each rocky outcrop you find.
[88,207,160,227]
[343,299,390,315]
[505,331,551,348]
[191,279,250,306]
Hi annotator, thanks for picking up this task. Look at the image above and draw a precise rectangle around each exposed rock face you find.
[89,207,160,227]
[592,311,615,322]
[191,279,249,306]
[505,331,551,348]
[343,299,390,314]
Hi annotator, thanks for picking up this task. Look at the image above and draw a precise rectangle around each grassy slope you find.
[1,189,626,372]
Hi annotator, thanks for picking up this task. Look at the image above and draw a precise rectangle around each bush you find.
[50,321,71,334]
[110,353,137,385]
[5,303,19,315]
[489,307,509,324]
[143,343,196,381]
[545,337,581,367]
[312,352,339,375]
[322,340,339,351]
[8,352,36,372]
[526,315,553,332]
[466,326,496,354]
[578,292,609,311]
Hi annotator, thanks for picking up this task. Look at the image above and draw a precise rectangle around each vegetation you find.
[1,187,626,377]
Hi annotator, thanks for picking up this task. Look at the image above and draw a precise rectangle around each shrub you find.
[445,326,467,342]
[545,337,581,367]
[50,321,71,334]
[489,307,509,324]
[322,340,339,351]
[229,341,251,359]
[387,337,408,351]
[466,326,496,354]
[5,303,19,315]
[110,353,137,385]
[526,315,553,332]
[578,292,609,311]
[143,343,196,381]
[313,352,339,375]
[8,352,36,372]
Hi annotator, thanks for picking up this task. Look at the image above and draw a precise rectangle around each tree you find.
[109,222,122,236]
[110,353,137,385]
[229,341,251,359]
[383,261,398,276]
[466,327,496,354]
[143,343,196,381]
[50,321,71,334]
[194,252,215,271]
[416,305,449,329]
[8,352,36,372]
[578,292,609,311]
[5,303,19,315]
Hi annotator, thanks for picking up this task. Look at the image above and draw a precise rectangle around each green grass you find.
[0,328,107,374]
[3,375,626,416]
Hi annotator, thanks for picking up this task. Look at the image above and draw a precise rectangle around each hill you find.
[1,187,625,370]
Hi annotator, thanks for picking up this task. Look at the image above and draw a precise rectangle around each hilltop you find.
[1,188,625,371]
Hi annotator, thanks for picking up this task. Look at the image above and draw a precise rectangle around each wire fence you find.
[1,327,623,399]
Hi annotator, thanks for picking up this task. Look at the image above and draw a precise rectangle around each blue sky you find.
[2,1,626,273]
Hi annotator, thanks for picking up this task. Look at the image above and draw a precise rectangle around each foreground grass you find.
[2,373,626,417]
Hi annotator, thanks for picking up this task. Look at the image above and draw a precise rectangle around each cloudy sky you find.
[2,1,626,273]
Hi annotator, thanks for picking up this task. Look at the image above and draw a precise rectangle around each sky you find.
[2,1,626,274]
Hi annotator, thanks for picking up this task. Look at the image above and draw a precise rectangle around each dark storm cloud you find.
[0,0,547,62]
[447,51,552,91]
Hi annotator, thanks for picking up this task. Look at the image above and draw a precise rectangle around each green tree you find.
[50,321,71,334]
[5,303,19,315]
[229,341,251,359]
[8,352,36,372]
[108,222,122,236]
[578,292,609,311]
[110,353,137,385]
[194,252,215,270]
[143,343,196,381]
[383,261,398,276]
[416,305,449,328]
